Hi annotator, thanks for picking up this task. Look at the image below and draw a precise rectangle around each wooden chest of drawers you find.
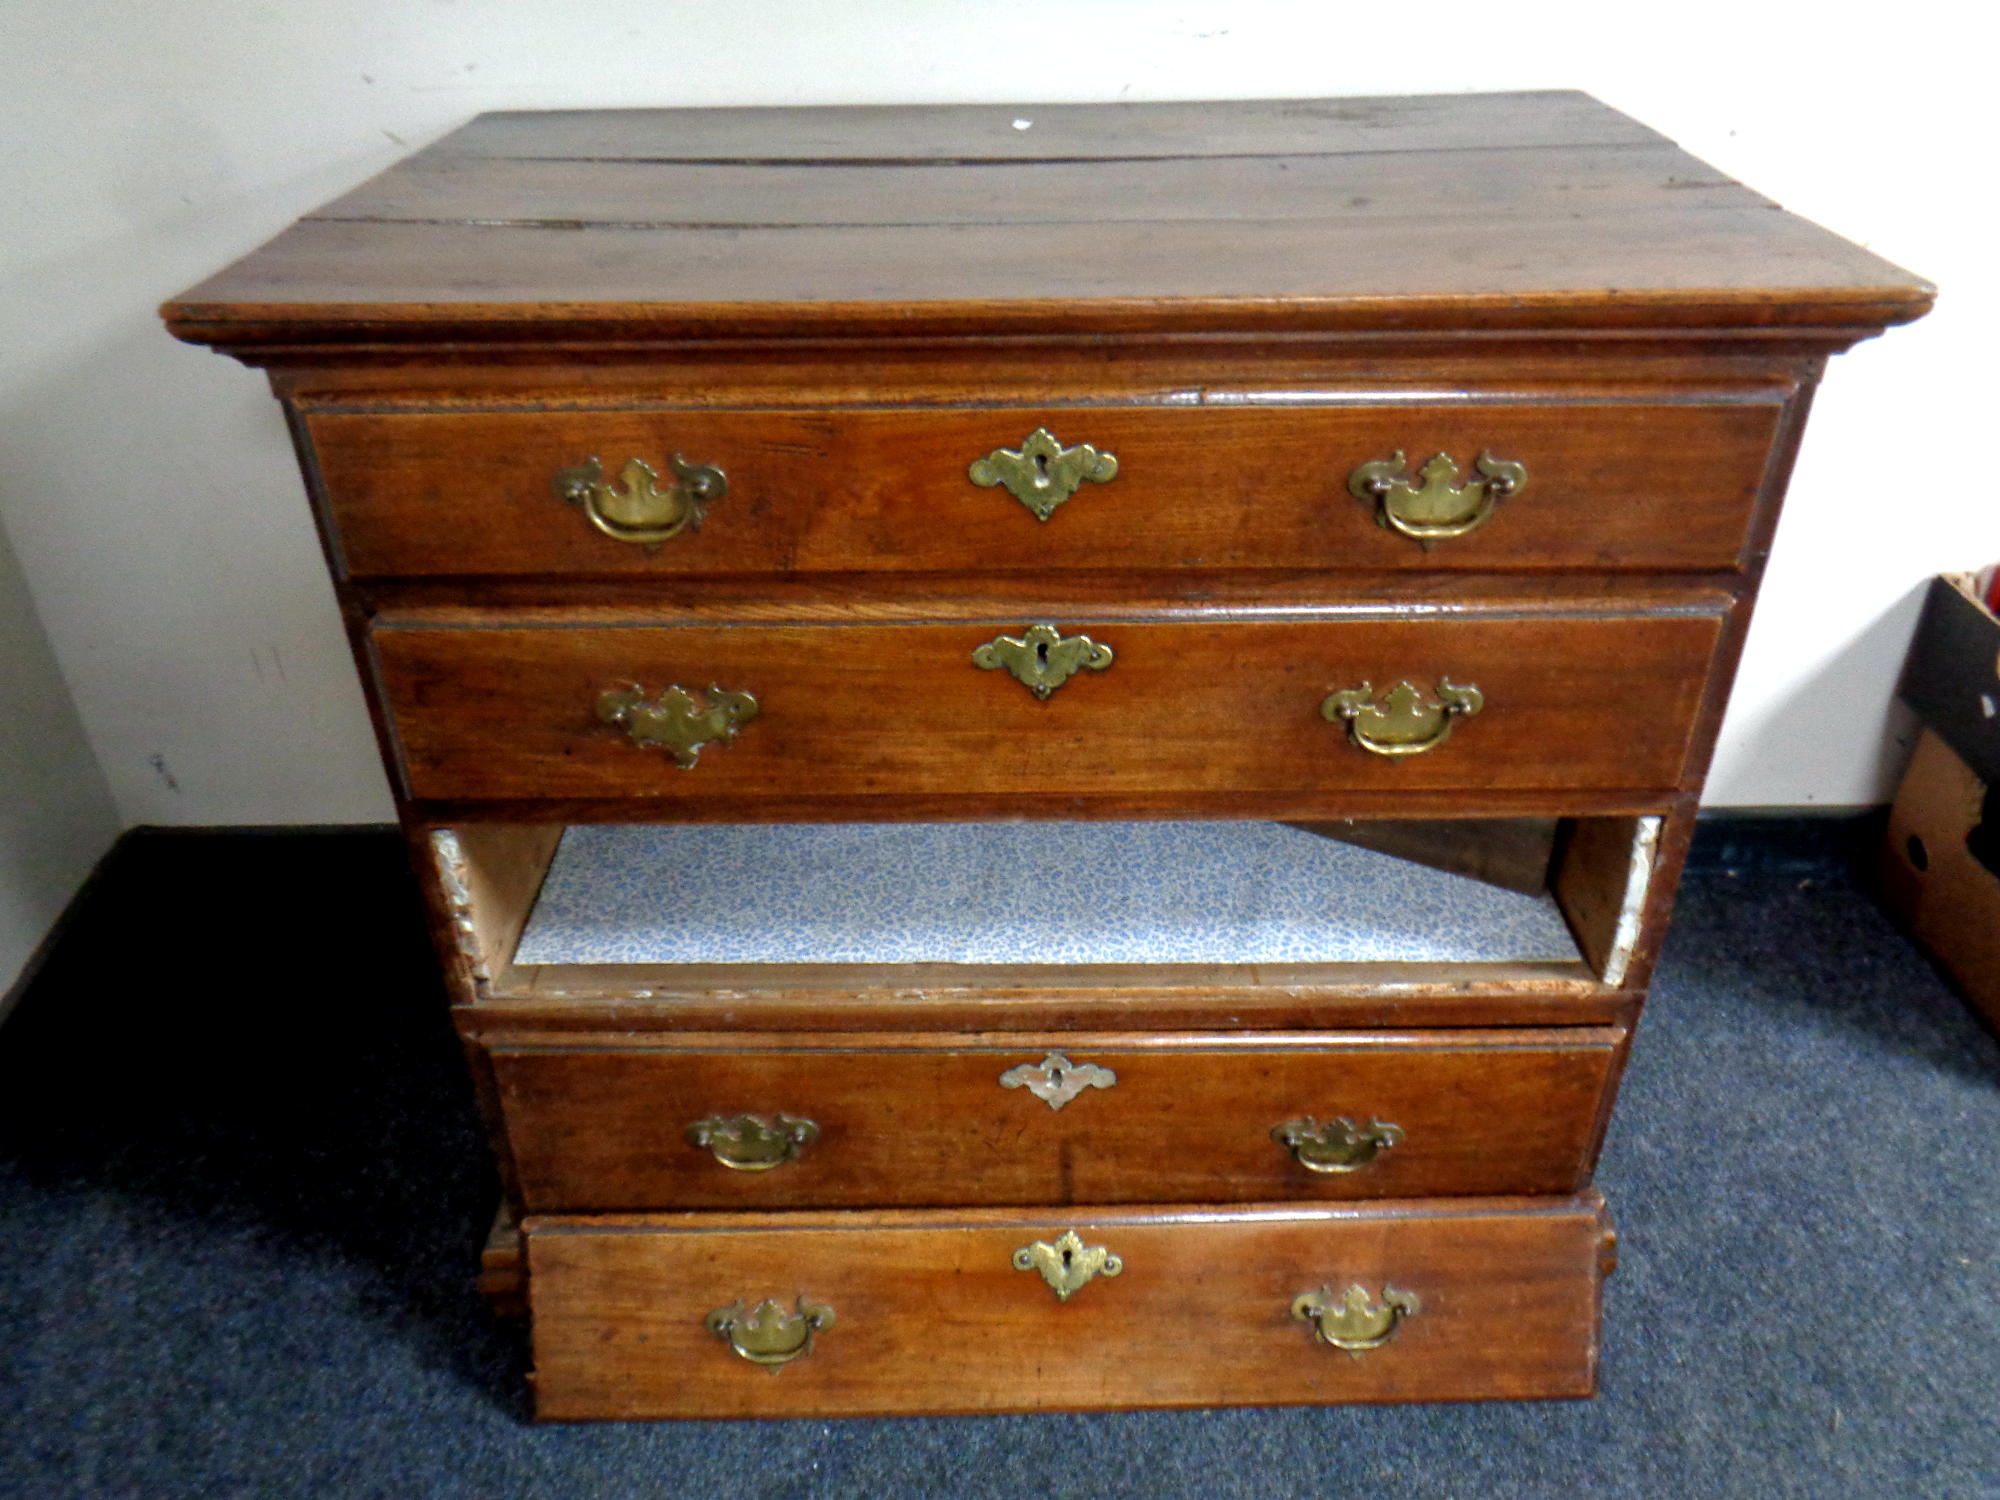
[163,92,1929,1419]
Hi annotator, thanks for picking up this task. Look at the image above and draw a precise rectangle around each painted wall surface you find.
[0,516,119,997]
[1,1,1989,824]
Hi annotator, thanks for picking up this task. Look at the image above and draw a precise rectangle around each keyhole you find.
[1036,640,1051,667]
[1061,1247,1073,1268]
[1034,451,1050,483]
[1046,1062,1063,1084]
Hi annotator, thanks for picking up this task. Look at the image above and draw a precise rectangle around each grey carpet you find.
[1,826,1996,1499]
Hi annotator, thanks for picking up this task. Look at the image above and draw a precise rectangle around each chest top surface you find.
[162,91,1930,349]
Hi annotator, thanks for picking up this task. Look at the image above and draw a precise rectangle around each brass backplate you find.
[972,624,1114,700]
[1347,449,1524,545]
[1013,1230,1124,1301]
[1272,1116,1405,1172]
[998,1051,1117,1111]
[1321,678,1482,757]
[968,427,1118,521]
[1291,1284,1420,1356]
[685,1113,819,1171]
[705,1296,836,1371]
[597,682,759,768]
[554,453,727,545]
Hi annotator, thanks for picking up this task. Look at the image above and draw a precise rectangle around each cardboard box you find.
[1896,573,2000,783]
[1881,574,2000,1032]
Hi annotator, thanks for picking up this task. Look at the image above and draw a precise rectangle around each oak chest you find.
[164,92,1930,1419]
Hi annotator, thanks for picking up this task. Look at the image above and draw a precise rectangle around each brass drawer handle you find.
[1013,1230,1124,1302]
[553,453,727,545]
[1321,678,1482,757]
[705,1296,835,1371]
[973,624,1114,700]
[1348,449,1525,545]
[1292,1284,1420,1356]
[999,1051,1117,1111]
[686,1113,819,1171]
[969,426,1118,521]
[597,682,758,768]
[1272,1116,1404,1172]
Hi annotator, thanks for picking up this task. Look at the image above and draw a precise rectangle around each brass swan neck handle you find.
[1348,449,1525,545]
[1292,1284,1420,1356]
[705,1297,836,1370]
[1321,678,1483,757]
[554,453,727,546]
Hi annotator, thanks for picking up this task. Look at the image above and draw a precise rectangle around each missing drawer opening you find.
[431,816,1661,1013]
[518,821,1575,965]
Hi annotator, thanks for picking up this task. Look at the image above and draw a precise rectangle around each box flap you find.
[1898,574,2000,784]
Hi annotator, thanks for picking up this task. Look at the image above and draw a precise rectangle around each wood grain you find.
[162,95,1928,353]
[165,210,1928,343]
[433,823,562,987]
[312,146,1754,229]
[306,400,1782,578]
[480,1203,527,1318]
[435,93,1664,162]
[465,928,1630,1031]
[1288,817,1557,895]
[369,610,1723,803]
[524,1193,1612,1418]
[487,1028,1623,1211]
[274,344,1826,407]
[1551,816,1652,978]
[360,572,1744,624]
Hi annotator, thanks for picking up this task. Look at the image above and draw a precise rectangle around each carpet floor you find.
[0,825,1995,1499]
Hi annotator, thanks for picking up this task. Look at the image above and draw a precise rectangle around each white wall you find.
[0,516,120,997]
[2,0,1990,824]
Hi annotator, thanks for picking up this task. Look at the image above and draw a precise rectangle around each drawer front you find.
[525,1196,1612,1418]
[373,609,1722,802]
[489,1031,1622,1211]
[307,402,1780,577]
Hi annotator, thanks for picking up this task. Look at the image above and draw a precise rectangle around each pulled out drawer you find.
[524,1194,1614,1418]
[488,1030,1624,1211]
[304,401,1780,577]
[372,607,1722,805]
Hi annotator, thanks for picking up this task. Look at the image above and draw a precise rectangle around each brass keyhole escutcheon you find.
[972,625,1114,700]
[999,1051,1117,1110]
[1013,1230,1124,1301]
[969,427,1119,521]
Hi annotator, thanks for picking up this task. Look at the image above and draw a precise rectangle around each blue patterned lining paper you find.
[514,821,1579,966]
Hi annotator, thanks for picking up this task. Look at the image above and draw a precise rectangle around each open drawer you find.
[524,1195,1616,1418]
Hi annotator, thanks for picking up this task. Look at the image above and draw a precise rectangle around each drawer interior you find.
[514,820,1577,966]
[433,814,1662,1017]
